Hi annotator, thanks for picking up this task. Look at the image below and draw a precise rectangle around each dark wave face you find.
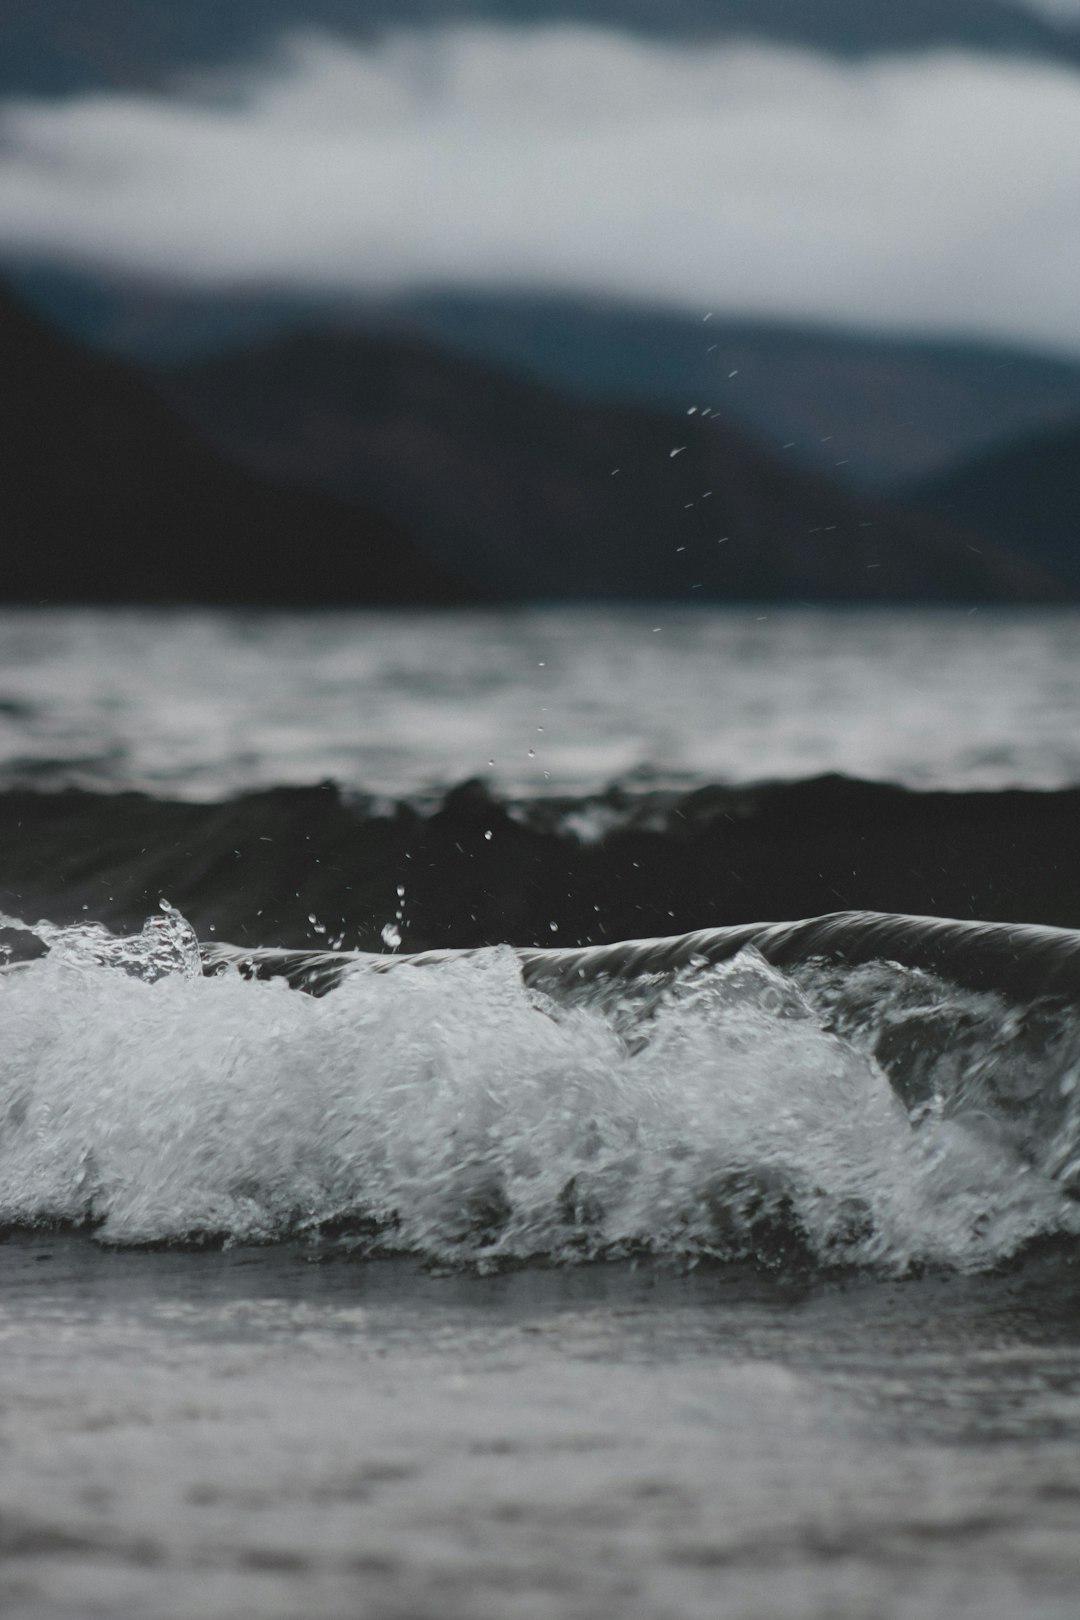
[3,906,1080,1273]
[6,773,1080,958]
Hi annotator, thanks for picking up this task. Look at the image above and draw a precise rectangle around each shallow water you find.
[2,1237,1080,1620]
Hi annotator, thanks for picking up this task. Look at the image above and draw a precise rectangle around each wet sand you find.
[2,1236,1080,1620]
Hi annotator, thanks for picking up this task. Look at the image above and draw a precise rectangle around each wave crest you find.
[1,908,1079,1270]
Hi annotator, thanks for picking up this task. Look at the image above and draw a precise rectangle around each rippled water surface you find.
[1,605,1079,797]
[3,1238,1080,1620]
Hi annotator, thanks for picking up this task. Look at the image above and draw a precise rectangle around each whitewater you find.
[4,905,1080,1277]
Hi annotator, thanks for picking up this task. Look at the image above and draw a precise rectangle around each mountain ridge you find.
[147,320,1069,603]
[14,271,1080,493]
[0,284,461,605]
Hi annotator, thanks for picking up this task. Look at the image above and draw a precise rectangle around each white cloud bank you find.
[1,26,1080,353]
[1016,0,1080,18]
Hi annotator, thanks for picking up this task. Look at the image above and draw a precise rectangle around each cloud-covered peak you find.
[1,26,1079,354]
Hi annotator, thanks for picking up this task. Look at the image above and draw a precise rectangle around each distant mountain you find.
[910,422,1080,584]
[147,324,1068,603]
[0,286,458,605]
[372,294,1080,492]
[3,0,1079,97]
[15,271,1080,494]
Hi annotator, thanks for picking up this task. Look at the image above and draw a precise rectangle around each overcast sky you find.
[1,25,1079,355]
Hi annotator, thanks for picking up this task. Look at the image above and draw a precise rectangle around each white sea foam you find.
[2,909,1077,1269]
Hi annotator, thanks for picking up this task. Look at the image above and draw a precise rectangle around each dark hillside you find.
[14,274,1080,494]
[0,286,459,605]
[151,325,1069,603]
[910,423,1080,586]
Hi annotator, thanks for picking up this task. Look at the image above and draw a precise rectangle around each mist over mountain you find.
[146,322,1066,603]
[4,23,1079,361]
[4,0,1079,97]
[0,285,457,605]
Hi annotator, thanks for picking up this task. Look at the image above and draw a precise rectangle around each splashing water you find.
[0,900,201,981]
[0,907,1078,1269]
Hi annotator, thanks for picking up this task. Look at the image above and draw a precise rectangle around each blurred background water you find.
[1,606,1078,799]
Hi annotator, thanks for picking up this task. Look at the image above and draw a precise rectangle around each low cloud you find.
[1016,0,1080,18]
[1,26,1079,353]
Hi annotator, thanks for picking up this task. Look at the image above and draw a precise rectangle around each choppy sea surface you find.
[1,604,1079,797]
[3,604,1080,1620]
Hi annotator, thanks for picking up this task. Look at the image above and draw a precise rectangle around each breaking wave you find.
[2,906,1080,1272]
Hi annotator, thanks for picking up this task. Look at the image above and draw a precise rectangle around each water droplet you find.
[670,446,687,458]
[396,884,406,899]
[381,922,402,949]
[549,921,559,932]
[484,829,493,841]
[527,748,535,757]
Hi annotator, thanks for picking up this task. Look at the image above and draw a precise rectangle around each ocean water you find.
[1,604,1079,797]
[2,604,1080,1620]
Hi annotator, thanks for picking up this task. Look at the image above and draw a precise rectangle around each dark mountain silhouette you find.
[910,423,1080,586]
[15,271,1080,495]
[3,0,1078,97]
[366,294,1080,492]
[2,280,1069,607]
[149,325,1068,603]
[0,284,459,605]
